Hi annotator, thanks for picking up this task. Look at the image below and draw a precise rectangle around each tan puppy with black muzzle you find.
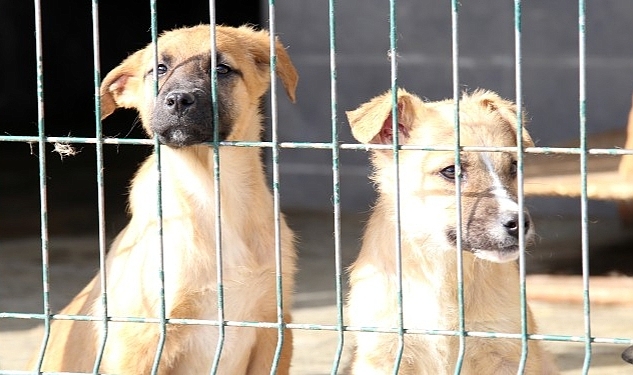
[30,25,298,374]
[345,89,558,374]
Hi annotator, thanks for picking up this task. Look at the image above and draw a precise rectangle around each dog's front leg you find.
[164,325,258,375]
[245,315,294,375]
[98,323,257,374]
[351,334,419,375]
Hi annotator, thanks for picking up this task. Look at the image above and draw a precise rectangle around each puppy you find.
[31,25,298,374]
[345,89,558,374]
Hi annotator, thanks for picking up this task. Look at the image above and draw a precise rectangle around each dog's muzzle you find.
[500,212,531,239]
[446,210,533,263]
[165,91,196,115]
[151,88,219,148]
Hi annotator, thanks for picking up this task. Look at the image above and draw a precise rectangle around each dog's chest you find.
[401,280,451,330]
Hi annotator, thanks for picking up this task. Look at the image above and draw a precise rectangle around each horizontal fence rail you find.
[3,136,633,156]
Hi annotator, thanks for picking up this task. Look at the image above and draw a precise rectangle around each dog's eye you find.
[215,64,232,75]
[440,165,457,181]
[510,160,518,177]
[148,64,168,77]
[156,64,168,75]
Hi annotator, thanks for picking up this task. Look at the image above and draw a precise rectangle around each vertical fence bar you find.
[208,7,228,375]
[267,2,288,373]
[388,1,405,374]
[206,5,227,375]
[32,0,52,371]
[90,1,110,372]
[513,1,530,373]
[207,4,227,375]
[578,0,592,373]
[328,0,345,373]
[148,1,168,373]
[209,33,227,375]
[450,1,466,374]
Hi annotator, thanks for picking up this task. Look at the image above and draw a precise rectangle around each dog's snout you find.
[502,213,530,238]
[165,91,196,114]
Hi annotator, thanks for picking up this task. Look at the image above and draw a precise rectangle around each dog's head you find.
[100,25,298,147]
[346,88,534,263]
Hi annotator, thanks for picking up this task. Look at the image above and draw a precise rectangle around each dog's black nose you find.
[164,91,195,114]
[622,345,633,364]
[502,214,530,238]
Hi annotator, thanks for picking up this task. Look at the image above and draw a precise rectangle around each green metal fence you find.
[1,0,633,374]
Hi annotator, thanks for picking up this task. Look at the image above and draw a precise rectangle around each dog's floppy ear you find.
[478,91,534,148]
[271,37,299,103]
[346,89,420,145]
[247,28,299,103]
[100,48,148,120]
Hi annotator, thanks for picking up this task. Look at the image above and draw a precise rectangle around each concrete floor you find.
[1,211,633,374]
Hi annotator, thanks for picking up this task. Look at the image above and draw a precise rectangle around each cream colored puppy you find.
[346,88,558,374]
[30,25,297,374]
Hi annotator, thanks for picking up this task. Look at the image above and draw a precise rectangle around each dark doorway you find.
[0,1,261,237]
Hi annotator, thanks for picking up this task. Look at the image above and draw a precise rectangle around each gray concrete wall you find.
[264,1,633,217]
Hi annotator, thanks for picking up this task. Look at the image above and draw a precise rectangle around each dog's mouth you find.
[445,228,524,263]
[471,246,520,263]
[151,86,232,148]
[154,123,225,148]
